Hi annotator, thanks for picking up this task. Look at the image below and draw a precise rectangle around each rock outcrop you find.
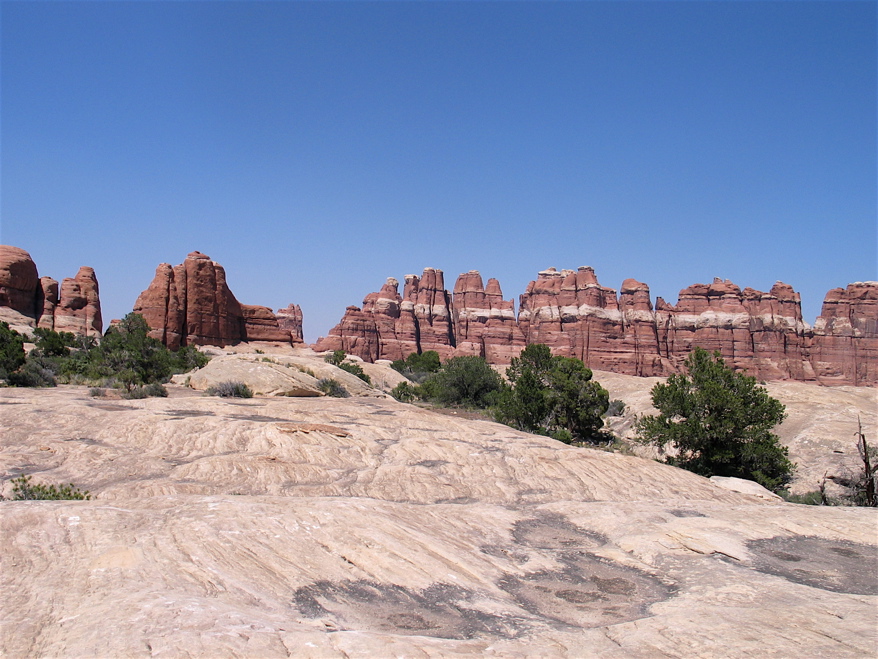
[0,245,102,336]
[809,282,878,386]
[133,252,293,349]
[276,304,305,345]
[316,267,878,386]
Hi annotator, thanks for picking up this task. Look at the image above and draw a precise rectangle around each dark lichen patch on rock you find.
[291,580,526,639]
[668,509,708,518]
[512,513,607,550]
[746,536,878,595]
[498,552,673,629]
[164,409,216,417]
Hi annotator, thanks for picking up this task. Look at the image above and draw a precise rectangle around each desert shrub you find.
[781,490,826,505]
[206,381,253,398]
[337,361,371,384]
[3,474,90,501]
[323,349,371,384]
[606,399,626,417]
[391,351,441,383]
[635,347,792,492]
[7,357,57,387]
[89,387,105,397]
[494,344,609,444]
[0,321,26,379]
[390,381,418,402]
[420,356,503,408]
[324,350,347,366]
[123,382,168,399]
[318,378,350,398]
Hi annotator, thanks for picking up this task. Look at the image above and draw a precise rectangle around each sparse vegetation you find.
[206,381,253,398]
[318,378,350,398]
[324,349,371,384]
[1,474,90,501]
[635,347,792,492]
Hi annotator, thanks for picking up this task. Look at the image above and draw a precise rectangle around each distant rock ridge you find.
[0,245,102,336]
[315,267,878,386]
[132,251,300,349]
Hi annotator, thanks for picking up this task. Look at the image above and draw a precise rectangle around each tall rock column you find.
[453,271,525,362]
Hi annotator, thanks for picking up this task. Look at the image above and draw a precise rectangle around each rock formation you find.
[132,251,293,349]
[316,267,878,386]
[0,245,102,336]
[276,304,305,344]
[809,282,878,386]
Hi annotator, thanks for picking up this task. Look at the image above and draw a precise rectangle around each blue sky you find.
[2,1,875,342]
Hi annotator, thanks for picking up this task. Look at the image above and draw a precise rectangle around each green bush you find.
[338,361,371,384]
[635,347,792,492]
[606,399,626,417]
[2,474,90,501]
[206,381,253,398]
[123,382,169,399]
[7,356,57,387]
[0,321,26,379]
[324,349,371,384]
[390,351,441,383]
[32,328,76,357]
[420,356,503,408]
[494,344,609,443]
[324,350,347,366]
[390,381,418,402]
[318,378,350,398]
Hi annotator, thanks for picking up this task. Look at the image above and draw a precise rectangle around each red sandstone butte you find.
[0,245,103,337]
[315,266,877,386]
[132,251,291,349]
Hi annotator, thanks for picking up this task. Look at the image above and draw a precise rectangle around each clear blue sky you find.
[2,1,875,342]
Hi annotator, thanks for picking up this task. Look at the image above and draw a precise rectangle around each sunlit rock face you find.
[133,251,291,349]
[0,245,102,337]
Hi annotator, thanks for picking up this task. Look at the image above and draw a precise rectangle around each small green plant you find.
[206,381,254,398]
[781,490,827,505]
[3,474,90,501]
[338,361,371,384]
[255,349,264,354]
[390,351,442,383]
[123,382,169,399]
[318,378,350,398]
[606,399,626,417]
[324,350,347,366]
[390,381,418,402]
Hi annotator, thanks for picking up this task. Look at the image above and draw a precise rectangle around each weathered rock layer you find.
[0,245,102,336]
[316,267,878,386]
[133,251,300,349]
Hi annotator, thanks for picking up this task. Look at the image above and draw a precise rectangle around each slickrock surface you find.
[2,378,876,658]
[317,267,878,386]
[132,251,293,349]
[0,245,102,336]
